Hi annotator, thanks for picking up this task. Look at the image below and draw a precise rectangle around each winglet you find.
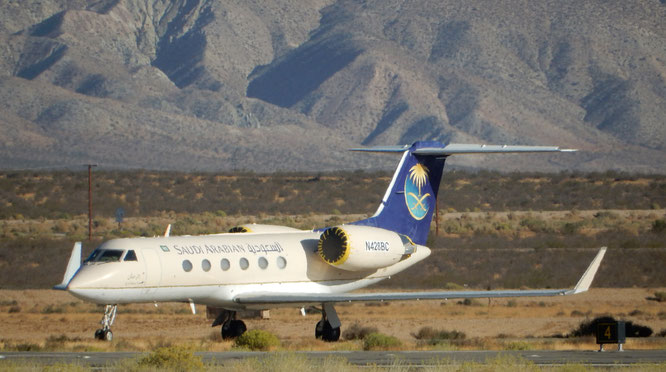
[566,247,607,295]
[53,242,82,290]
[164,224,172,237]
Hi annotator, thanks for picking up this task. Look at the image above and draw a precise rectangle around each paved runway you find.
[2,350,666,367]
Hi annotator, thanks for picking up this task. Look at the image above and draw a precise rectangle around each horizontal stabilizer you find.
[351,143,577,156]
[234,247,605,306]
[53,242,81,290]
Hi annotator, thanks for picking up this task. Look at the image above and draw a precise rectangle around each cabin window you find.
[98,250,123,262]
[258,257,268,269]
[220,258,230,271]
[202,259,211,272]
[239,257,249,270]
[182,260,193,272]
[124,250,138,261]
[277,256,287,269]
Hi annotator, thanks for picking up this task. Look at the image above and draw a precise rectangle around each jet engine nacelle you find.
[317,225,414,271]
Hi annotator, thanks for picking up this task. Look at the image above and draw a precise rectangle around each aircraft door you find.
[141,248,162,294]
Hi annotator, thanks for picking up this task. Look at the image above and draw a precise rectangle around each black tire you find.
[221,319,247,339]
[321,321,340,342]
[315,320,324,339]
[94,329,104,340]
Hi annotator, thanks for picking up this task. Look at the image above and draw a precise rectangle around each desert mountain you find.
[0,0,664,172]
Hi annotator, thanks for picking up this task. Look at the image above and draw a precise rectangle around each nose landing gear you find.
[94,304,117,341]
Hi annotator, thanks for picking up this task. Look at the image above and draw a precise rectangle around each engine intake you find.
[317,225,414,271]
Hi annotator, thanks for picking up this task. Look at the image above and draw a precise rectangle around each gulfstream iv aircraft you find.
[55,141,606,342]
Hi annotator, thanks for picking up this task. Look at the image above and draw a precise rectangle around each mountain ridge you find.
[0,0,664,172]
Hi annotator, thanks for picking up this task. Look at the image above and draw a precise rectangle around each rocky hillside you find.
[0,0,664,172]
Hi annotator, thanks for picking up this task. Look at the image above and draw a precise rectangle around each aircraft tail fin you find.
[351,141,575,245]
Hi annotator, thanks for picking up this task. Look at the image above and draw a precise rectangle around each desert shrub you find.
[652,219,666,233]
[8,305,21,313]
[412,327,466,346]
[412,327,466,341]
[227,352,353,372]
[459,298,480,306]
[444,282,464,290]
[570,316,653,337]
[561,222,583,235]
[136,345,204,371]
[41,362,88,372]
[363,332,402,350]
[41,304,65,314]
[505,341,532,350]
[342,322,378,340]
[570,316,616,337]
[654,292,666,302]
[519,217,549,233]
[234,329,280,351]
[11,343,42,351]
[657,330,666,337]
[627,323,653,337]
[45,334,81,350]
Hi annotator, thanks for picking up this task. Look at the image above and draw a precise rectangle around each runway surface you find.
[2,350,665,367]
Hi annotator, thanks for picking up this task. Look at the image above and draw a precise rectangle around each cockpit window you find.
[84,249,102,263]
[98,249,124,262]
[124,250,138,261]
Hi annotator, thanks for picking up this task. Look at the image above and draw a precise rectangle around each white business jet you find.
[55,141,606,342]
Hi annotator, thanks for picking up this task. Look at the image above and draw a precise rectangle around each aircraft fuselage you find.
[67,231,431,309]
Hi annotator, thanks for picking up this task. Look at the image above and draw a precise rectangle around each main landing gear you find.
[94,304,117,341]
[315,303,340,342]
[212,310,247,339]
[210,305,341,342]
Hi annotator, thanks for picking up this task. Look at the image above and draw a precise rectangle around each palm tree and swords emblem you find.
[405,162,431,220]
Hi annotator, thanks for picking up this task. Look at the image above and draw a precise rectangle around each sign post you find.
[596,321,626,351]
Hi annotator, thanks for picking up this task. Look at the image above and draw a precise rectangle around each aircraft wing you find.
[234,247,606,306]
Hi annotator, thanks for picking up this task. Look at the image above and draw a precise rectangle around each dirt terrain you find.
[1,288,664,351]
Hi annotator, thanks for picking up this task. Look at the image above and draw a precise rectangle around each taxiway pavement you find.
[2,350,666,367]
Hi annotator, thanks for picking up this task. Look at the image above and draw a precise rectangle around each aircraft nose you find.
[65,265,114,303]
[66,272,92,298]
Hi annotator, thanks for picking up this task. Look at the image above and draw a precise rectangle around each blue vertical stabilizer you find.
[351,141,446,245]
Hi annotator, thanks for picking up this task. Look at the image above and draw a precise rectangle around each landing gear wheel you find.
[315,320,340,342]
[221,319,247,339]
[94,305,117,342]
[94,328,113,341]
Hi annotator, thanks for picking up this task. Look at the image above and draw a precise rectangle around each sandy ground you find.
[1,288,665,351]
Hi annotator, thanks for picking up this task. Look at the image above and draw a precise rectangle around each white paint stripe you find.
[372,150,409,217]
